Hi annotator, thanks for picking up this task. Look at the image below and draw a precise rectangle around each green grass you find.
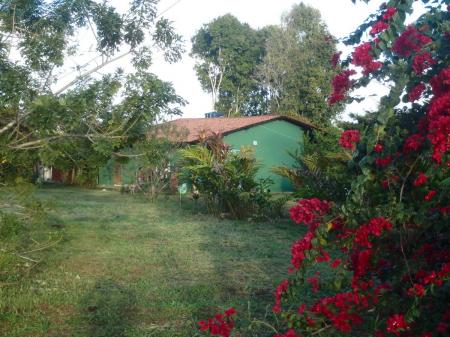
[0,186,305,337]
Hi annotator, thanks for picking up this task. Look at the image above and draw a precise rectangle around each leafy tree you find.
[191,14,268,116]
[0,0,185,183]
[258,3,340,124]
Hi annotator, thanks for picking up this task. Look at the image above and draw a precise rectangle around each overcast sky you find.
[54,0,391,120]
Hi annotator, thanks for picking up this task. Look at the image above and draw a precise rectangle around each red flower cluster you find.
[352,42,382,75]
[407,283,426,297]
[375,155,393,167]
[386,314,409,336]
[413,52,435,75]
[408,83,426,102]
[382,7,397,20]
[328,69,356,104]
[273,279,289,313]
[403,134,423,152]
[331,51,342,69]
[289,198,331,226]
[370,21,389,36]
[310,292,364,332]
[291,231,315,270]
[354,217,393,248]
[351,249,373,287]
[198,308,236,337]
[413,172,427,187]
[392,26,432,58]
[427,68,450,164]
[274,329,301,337]
[339,130,360,150]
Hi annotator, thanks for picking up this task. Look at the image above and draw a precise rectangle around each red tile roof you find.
[167,115,315,143]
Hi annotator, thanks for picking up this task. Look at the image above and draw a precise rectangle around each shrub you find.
[198,1,450,336]
[178,134,284,219]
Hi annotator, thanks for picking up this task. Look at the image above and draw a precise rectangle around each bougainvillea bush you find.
[198,0,449,336]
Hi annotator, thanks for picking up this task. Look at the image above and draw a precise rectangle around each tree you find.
[198,0,449,336]
[258,3,339,124]
[191,14,267,116]
[0,0,185,182]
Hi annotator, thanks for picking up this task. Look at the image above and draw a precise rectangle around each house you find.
[170,115,314,192]
[97,114,314,191]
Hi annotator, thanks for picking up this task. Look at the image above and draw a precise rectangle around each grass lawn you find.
[0,186,304,337]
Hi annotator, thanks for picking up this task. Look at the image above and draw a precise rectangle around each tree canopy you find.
[191,14,267,116]
[191,4,340,124]
[258,3,340,124]
[0,0,185,182]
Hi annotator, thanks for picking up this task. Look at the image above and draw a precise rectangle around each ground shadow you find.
[77,279,137,337]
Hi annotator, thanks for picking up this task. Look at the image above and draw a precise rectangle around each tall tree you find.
[191,14,267,116]
[258,3,339,124]
[0,0,185,182]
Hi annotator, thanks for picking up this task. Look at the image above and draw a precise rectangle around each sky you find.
[54,0,391,120]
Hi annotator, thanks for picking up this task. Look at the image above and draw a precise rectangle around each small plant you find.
[178,133,266,219]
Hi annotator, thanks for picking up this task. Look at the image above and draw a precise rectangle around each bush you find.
[198,1,450,336]
[178,134,285,219]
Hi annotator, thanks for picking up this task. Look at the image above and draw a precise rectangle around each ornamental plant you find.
[198,0,449,336]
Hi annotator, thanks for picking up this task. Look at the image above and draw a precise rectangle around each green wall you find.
[223,120,304,192]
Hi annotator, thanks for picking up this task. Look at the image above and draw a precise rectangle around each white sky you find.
[53,0,392,120]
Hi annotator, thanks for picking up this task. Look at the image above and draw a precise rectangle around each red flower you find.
[386,314,409,336]
[413,172,427,187]
[392,26,432,58]
[424,190,437,201]
[370,21,389,36]
[307,275,320,293]
[198,308,236,337]
[403,134,423,152]
[298,304,306,314]
[275,329,302,337]
[339,130,360,150]
[224,308,236,317]
[373,143,384,153]
[440,205,450,214]
[382,7,397,20]
[352,42,382,75]
[412,52,435,75]
[408,83,426,102]
[328,69,356,104]
[273,279,289,313]
[354,217,393,248]
[331,51,342,69]
[407,283,426,297]
[289,198,331,226]
[331,259,342,268]
[375,156,393,167]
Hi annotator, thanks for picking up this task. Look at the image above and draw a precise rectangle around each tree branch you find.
[54,50,131,95]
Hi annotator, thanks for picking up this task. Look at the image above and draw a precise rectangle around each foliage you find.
[134,128,182,201]
[0,179,56,283]
[257,3,340,124]
[0,0,185,183]
[273,129,352,201]
[199,1,450,336]
[178,134,260,219]
[191,14,268,116]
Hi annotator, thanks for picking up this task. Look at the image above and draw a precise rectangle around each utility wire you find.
[157,0,184,18]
